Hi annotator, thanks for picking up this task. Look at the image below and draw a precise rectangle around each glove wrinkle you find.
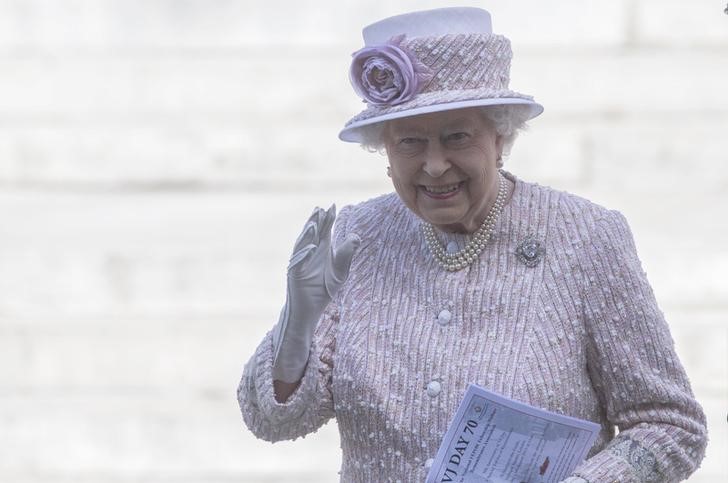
[271,205,358,384]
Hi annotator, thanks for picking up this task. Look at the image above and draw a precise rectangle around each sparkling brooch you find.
[515,235,544,267]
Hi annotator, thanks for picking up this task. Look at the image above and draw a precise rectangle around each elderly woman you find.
[237,7,707,482]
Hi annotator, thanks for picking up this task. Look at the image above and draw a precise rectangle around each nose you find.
[422,144,451,178]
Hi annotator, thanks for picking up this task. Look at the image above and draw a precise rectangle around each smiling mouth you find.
[420,181,464,198]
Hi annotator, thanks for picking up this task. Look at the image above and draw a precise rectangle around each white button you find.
[437,309,452,326]
[446,241,458,253]
[426,380,441,397]
[425,458,434,469]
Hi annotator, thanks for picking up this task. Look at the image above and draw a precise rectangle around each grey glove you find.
[271,205,360,383]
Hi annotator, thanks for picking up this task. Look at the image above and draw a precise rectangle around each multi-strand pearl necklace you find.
[422,171,507,272]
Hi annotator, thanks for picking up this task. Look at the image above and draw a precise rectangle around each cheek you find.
[467,148,498,181]
[389,162,416,189]
[391,174,415,199]
[389,169,420,211]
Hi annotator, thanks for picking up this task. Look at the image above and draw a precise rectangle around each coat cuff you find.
[240,331,323,432]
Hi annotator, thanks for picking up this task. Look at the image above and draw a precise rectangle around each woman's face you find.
[383,107,505,234]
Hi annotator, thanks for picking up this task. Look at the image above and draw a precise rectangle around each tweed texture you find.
[346,33,534,127]
[238,171,707,482]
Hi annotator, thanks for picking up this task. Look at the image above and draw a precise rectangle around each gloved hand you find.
[271,205,360,383]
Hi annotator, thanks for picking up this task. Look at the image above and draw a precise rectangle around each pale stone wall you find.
[0,1,725,481]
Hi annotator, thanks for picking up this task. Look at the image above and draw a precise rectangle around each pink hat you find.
[339,7,543,143]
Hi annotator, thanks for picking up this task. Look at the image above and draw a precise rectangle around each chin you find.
[420,210,466,228]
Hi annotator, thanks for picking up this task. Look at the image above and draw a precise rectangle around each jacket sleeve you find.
[568,210,707,482]
[236,205,352,442]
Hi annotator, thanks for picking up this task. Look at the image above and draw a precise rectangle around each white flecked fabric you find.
[238,170,707,482]
[345,33,533,127]
[340,32,543,144]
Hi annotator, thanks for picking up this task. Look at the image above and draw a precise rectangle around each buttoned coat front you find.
[238,171,707,482]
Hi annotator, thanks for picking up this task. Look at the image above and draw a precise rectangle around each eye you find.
[399,137,424,145]
[390,136,426,155]
[445,132,470,143]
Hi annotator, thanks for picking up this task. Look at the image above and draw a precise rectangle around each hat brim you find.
[339,97,543,143]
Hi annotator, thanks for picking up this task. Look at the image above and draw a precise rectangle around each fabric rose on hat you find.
[349,34,432,106]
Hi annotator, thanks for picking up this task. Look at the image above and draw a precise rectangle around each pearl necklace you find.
[422,171,507,272]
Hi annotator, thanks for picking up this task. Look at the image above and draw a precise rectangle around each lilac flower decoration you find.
[349,34,432,107]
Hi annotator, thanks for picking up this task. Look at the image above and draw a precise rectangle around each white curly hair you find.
[357,105,531,167]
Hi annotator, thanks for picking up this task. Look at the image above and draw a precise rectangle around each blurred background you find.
[0,1,726,482]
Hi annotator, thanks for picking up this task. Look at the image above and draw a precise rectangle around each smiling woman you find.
[384,107,509,235]
[237,7,708,483]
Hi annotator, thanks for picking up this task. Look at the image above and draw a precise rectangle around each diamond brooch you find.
[516,235,544,267]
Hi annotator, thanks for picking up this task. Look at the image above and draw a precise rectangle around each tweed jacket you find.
[238,171,707,482]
